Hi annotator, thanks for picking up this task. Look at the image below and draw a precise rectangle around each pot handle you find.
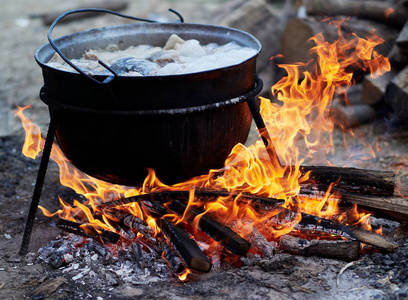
[47,8,184,85]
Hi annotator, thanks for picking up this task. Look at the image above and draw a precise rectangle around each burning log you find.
[161,240,189,277]
[140,199,212,272]
[299,213,398,251]
[130,242,145,268]
[257,203,397,251]
[338,192,408,223]
[305,0,408,29]
[158,218,212,273]
[299,166,396,196]
[168,199,251,256]
[279,235,360,262]
[99,189,284,208]
[281,17,398,64]
[101,207,153,238]
[56,218,120,244]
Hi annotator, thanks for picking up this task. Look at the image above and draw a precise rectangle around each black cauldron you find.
[35,9,262,186]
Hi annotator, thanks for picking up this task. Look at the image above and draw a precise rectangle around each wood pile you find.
[278,0,408,127]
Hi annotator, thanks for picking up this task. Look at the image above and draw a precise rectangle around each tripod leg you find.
[19,109,59,256]
[246,96,283,170]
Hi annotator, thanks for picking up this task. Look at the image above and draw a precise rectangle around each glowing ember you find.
[385,8,395,20]
[16,20,391,278]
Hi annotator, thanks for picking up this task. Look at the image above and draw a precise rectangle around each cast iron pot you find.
[35,9,262,186]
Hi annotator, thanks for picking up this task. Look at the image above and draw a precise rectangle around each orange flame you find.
[16,20,391,273]
[178,268,191,281]
[14,106,42,159]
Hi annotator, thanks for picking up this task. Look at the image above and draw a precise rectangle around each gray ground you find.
[1,1,408,299]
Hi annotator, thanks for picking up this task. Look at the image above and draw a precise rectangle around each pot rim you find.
[35,22,262,80]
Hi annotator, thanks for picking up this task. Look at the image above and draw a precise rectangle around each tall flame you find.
[16,20,390,272]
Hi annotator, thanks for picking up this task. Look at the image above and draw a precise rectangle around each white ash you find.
[35,220,279,285]
[47,34,258,76]
[37,233,175,285]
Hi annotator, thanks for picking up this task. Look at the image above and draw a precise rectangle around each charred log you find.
[56,218,120,244]
[168,199,251,255]
[161,240,188,276]
[280,234,360,262]
[299,166,396,196]
[281,17,398,64]
[158,218,212,273]
[101,207,153,237]
[299,185,408,223]
[305,0,408,29]
[339,191,408,223]
[299,214,397,251]
[256,204,397,251]
[98,189,284,208]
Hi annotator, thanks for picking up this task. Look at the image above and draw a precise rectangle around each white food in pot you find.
[47,34,257,76]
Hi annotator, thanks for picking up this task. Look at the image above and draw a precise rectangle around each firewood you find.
[101,207,153,237]
[40,0,129,25]
[131,242,142,264]
[279,234,360,262]
[160,238,189,277]
[299,184,408,223]
[281,16,398,64]
[396,21,408,52]
[142,199,212,272]
[387,45,408,74]
[338,191,408,222]
[254,201,397,251]
[299,166,396,196]
[168,199,251,256]
[386,65,408,119]
[305,0,408,29]
[98,190,284,208]
[56,218,120,244]
[158,218,212,273]
[299,213,398,251]
[394,223,408,240]
[361,72,397,105]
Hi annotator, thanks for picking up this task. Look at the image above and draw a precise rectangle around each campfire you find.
[16,17,401,282]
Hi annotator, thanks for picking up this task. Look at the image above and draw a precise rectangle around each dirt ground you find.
[1,1,408,299]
